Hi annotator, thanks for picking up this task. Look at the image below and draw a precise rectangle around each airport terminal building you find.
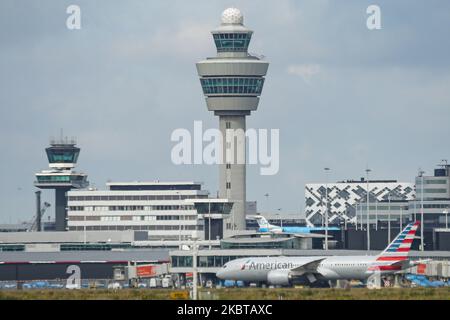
[355,165,450,234]
[67,181,233,244]
[305,179,415,226]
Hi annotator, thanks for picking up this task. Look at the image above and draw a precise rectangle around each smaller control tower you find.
[35,136,88,231]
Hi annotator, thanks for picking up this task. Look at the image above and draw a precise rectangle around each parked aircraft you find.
[216,221,421,286]
[254,215,340,234]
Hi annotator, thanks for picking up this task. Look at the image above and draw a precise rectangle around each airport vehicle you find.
[254,215,340,234]
[23,281,51,289]
[107,282,122,290]
[216,221,421,286]
[222,280,244,288]
[0,282,17,290]
[65,282,81,290]
[149,277,161,288]
[406,274,448,288]
[162,275,173,288]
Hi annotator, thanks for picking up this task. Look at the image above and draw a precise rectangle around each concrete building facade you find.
[67,181,232,244]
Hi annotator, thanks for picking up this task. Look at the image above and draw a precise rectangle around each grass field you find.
[1,287,449,300]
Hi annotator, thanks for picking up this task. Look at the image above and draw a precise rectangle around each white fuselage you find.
[216,255,380,283]
[316,256,378,280]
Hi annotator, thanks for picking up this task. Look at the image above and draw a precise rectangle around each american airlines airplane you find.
[216,221,421,286]
[254,215,340,234]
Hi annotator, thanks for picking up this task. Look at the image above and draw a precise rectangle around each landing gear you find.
[329,279,350,289]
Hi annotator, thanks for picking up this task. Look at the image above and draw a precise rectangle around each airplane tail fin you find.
[376,221,420,262]
[254,215,270,228]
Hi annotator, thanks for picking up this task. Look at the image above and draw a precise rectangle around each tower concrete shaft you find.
[197,8,269,234]
[55,187,71,231]
[219,114,246,230]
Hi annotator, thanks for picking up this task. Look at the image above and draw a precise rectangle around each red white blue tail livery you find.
[367,221,420,272]
[377,221,420,261]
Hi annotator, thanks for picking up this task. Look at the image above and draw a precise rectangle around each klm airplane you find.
[254,215,340,234]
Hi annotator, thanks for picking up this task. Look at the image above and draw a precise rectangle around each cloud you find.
[1,0,450,222]
[286,64,321,83]
[112,20,214,60]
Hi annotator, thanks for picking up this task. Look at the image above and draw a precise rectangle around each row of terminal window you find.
[69,205,195,211]
[171,255,242,268]
[416,179,448,185]
[69,215,198,221]
[69,225,203,231]
[68,195,207,201]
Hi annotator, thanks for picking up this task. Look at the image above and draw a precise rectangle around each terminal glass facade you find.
[171,255,241,268]
[220,238,302,250]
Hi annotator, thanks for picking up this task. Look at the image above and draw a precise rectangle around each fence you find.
[0,277,175,290]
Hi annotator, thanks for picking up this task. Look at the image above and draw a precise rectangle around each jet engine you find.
[267,270,291,286]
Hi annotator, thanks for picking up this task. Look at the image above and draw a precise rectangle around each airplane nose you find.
[216,269,225,279]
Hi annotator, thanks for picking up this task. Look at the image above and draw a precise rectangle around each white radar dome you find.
[221,8,244,25]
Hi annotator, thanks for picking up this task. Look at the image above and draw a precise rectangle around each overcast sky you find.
[1,0,449,223]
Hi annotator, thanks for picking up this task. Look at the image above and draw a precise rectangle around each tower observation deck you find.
[196,8,269,234]
[35,137,88,231]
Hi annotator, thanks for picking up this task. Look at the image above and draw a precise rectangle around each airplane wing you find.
[290,258,326,275]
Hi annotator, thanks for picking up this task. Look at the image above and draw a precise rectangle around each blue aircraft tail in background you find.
[254,215,340,234]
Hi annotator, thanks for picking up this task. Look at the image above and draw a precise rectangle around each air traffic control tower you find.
[196,8,269,233]
[35,137,88,231]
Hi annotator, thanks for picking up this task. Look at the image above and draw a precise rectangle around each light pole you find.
[366,168,371,252]
[400,205,403,230]
[84,213,87,245]
[324,167,331,250]
[444,210,449,230]
[264,193,269,212]
[388,192,391,245]
[191,236,198,300]
[177,191,182,248]
[277,208,283,228]
[375,200,378,231]
[208,201,211,249]
[419,169,425,251]
[360,200,363,230]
